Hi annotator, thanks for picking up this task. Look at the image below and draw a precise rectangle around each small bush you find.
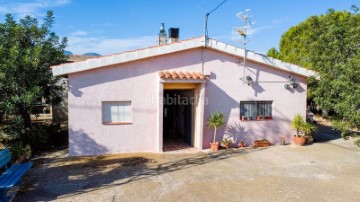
[23,123,59,152]
[221,138,233,148]
[2,121,65,154]
[9,144,31,163]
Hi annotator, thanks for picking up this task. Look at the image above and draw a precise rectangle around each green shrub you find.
[9,144,31,163]
[292,114,317,138]
[292,114,305,136]
[23,123,59,152]
[3,120,63,153]
[221,138,233,148]
[302,122,317,136]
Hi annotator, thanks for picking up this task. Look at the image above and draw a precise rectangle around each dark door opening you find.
[163,89,194,151]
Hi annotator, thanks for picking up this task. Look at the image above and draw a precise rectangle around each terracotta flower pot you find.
[254,140,270,147]
[210,142,219,151]
[239,142,245,148]
[293,136,306,146]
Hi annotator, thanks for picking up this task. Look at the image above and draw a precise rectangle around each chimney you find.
[158,23,167,45]
[168,28,179,43]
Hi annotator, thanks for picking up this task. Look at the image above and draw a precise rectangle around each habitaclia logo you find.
[151,94,209,105]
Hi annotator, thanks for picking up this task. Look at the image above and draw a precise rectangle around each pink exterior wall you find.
[201,49,307,148]
[68,48,307,156]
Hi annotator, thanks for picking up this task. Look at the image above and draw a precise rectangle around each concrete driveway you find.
[15,124,360,202]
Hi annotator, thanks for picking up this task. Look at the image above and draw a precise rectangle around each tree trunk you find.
[17,104,32,128]
[213,127,217,143]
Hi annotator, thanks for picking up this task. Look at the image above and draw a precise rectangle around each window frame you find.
[240,100,273,121]
[102,101,132,125]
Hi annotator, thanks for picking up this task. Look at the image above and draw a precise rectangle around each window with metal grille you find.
[240,101,273,120]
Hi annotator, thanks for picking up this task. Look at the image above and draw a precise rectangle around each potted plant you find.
[292,114,306,146]
[254,139,271,147]
[221,138,233,149]
[241,116,251,121]
[280,137,286,145]
[238,141,245,148]
[302,122,316,144]
[208,111,226,151]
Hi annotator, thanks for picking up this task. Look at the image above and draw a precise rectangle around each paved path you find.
[15,124,360,202]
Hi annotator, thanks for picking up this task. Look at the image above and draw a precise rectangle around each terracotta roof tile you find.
[192,72,200,79]
[158,71,165,78]
[178,71,186,79]
[171,71,179,79]
[159,71,206,80]
[184,72,192,79]
[164,71,172,79]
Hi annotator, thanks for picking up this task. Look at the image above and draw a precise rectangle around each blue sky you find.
[0,0,357,55]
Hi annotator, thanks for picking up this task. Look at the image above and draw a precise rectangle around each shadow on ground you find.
[15,147,267,201]
[313,123,342,143]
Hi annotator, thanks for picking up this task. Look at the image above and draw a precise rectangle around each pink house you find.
[52,35,316,156]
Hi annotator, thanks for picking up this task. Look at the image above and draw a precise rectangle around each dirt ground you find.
[14,123,360,202]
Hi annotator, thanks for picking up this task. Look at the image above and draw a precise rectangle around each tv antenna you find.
[232,9,255,83]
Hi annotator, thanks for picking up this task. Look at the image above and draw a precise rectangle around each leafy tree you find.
[0,11,67,139]
[267,7,360,144]
[266,47,280,59]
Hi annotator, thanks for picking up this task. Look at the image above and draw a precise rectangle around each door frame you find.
[157,79,206,152]
[163,89,195,146]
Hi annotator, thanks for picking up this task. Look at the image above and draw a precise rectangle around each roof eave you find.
[51,37,205,76]
[51,37,317,78]
[206,39,317,78]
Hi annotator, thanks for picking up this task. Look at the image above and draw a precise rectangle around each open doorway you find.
[163,89,194,151]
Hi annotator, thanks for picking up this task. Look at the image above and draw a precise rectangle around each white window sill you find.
[102,122,132,125]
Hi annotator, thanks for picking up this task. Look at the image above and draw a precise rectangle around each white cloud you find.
[67,35,157,55]
[249,17,290,35]
[248,25,273,35]
[70,31,89,36]
[0,0,70,17]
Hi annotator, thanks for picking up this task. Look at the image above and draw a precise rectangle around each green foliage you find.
[0,11,67,153]
[0,11,67,130]
[351,5,359,13]
[269,7,360,144]
[221,138,233,148]
[355,139,360,147]
[302,122,317,136]
[208,111,226,143]
[266,47,280,59]
[292,114,305,136]
[291,114,316,138]
[2,122,62,153]
[9,144,31,163]
[333,120,355,138]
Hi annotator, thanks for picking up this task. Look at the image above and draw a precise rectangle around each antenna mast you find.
[233,9,255,81]
[204,0,228,44]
